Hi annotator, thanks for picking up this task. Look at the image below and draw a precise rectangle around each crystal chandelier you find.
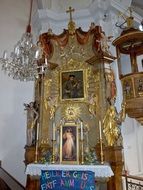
[0,0,41,81]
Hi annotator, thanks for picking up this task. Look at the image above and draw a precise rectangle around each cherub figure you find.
[99,31,113,54]
[47,96,58,119]
[88,93,97,117]
[24,101,39,146]
[117,101,126,125]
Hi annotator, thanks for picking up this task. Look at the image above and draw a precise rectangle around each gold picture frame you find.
[60,122,79,164]
[122,78,134,99]
[60,69,86,101]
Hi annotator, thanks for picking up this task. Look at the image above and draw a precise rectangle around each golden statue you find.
[103,104,119,146]
[103,98,126,146]
[103,100,126,146]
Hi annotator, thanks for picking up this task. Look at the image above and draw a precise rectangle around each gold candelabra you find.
[34,140,38,163]
[99,121,104,164]
[80,139,84,164]
[51,139,56,164]
[34,123,39,163]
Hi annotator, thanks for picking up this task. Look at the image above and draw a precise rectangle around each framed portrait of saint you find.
[60,123,79,164]
[60,70,86,101]
[122,79,134,99]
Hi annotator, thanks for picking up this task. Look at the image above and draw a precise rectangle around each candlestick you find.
[41,65,44,73]
[99,120,104,164]
[52,120,56,140]
[99,120,102,139]
[81,139,84,164]
[86,131,89,153]
[35,123,39,163]
[80,121,83,140]
[51,139,56,164]
[45,58,48,65]
[36,123,39,141]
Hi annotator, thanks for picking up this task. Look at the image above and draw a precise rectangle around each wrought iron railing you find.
[122,173,143,190]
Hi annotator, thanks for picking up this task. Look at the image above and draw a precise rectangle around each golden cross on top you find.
[66,6,75,22]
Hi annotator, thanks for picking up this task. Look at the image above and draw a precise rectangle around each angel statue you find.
[99,31,113,54]
[88,93,97,117]
[47,96,58,119]
[103,100,126,146]
[117,101,126,125]
[24,101,39,146]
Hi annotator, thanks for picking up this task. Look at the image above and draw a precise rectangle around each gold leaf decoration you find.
[62,103,81,120]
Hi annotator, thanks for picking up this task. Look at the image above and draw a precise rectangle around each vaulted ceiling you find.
[37,0,143,18]
[35,0,143,28]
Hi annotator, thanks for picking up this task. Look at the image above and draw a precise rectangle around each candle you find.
[45,58,48,65]
[41,65,44,73]
[36,123,39,141]
[86,131,89,153]
[109,121,112,129]
[52,121,56,140]
[99,120,102,139]
[80,121,83,140]
[35,49,39,59]
[3,50,7,59]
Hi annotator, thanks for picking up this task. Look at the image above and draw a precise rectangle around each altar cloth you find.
[25,164,114,178]
[40,170,96,190]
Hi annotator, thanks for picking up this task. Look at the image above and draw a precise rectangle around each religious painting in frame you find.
[60,69,85,101]
[122,78,134,99]
[60,122,79,164]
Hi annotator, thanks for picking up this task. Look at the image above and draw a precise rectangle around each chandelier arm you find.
[26,0,33,33]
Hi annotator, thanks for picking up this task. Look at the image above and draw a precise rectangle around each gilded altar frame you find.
[60,122,79,164]
[60,69,86,101]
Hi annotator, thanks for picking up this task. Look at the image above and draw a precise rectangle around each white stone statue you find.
[24,101,39,146]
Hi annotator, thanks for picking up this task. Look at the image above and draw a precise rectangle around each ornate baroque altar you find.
[25,7,125,190]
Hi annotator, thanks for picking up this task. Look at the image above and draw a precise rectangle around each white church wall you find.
[122,117,139,175]
[0,0,34,186]
[122,117,143,175]
[136,123,143,175]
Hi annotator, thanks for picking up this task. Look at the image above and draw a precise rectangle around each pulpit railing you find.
[122,173,143,190]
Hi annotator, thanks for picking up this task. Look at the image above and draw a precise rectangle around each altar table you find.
[25,163,114,178]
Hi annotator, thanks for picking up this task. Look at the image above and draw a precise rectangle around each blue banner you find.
[40,170,96,190]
